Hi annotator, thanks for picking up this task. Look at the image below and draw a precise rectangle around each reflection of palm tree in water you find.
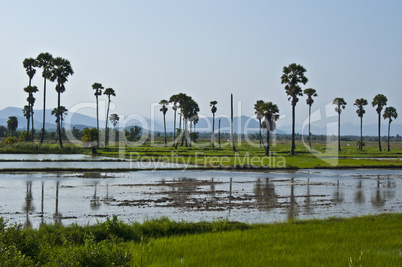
[304,179,313,215]
[253,178,277,211]
[287,178,298,221]
[54,181,62,224]
[41,182,44,225]
[23,181,34,228]
[354,180,365,204]
[90,182,101,210]
[333,180,344,203]
[371,175,386,207]
[103,184,113,205]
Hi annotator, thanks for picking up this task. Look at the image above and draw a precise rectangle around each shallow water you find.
[0,154,110,161]
[0,169,400,228]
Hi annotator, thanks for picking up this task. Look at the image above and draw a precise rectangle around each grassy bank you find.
[1,214,401,266]
[0,142,82,154]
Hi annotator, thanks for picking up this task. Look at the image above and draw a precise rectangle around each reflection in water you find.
[90,182,101,210]
[333,180,344,203]
[103,184,113,205]
[304,179,313,215]
[210,178,216,196]
[355,180,365,204]
[167,178,198,207]
[54,181,62,224]
[41,182,44,225]
[254,178,277,211]
[23,181,34,229]
[287,178,298,221]
[371,175,386,207]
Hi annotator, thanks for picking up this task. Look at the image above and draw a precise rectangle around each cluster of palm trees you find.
[91,83,116,147]
[22,53,73,148]
[158,93,200,148]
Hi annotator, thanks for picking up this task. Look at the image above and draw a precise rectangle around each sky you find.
[1,0,401,130]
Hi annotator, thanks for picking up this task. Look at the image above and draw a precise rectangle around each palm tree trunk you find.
[163,113,167,147]
[26,104,30,142]
[259,118,262,148]
[218,119,221,148]
[31,104,34,141]
[231,94,237,152]
[105,97,110,146]
[212,113,215,147]
[172,109,176,147]
[57,90,63,148]
[96,95,99,148]
[185,118,188,147]
[291,102,296,155]
[189,121,192,147]
[265,129,270,156]
[308,104,312,149]
[388,120,391,152]
[378,113,382,151]
[175,114,182,149]
[40,77,47,144]
[338,111,341,152]
[360,116,363,151]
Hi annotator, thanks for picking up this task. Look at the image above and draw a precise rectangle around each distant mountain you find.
[0,106,400,136]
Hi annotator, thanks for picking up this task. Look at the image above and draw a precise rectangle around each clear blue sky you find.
[1,0,401,128]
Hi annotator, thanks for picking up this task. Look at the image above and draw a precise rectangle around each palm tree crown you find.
[333,98,347,114]
[354,98,368,117]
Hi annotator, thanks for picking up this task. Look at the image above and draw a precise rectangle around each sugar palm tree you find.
[181,98,199,147]
[254,100,264,148]
[103,88,116,146]
[23,85,38,141]
[36,52,53,144]
[210,100,218,147]
[109,114,120,128]
[281,63,308,155]
[23,58,37,141]
[23,105,30,139]
[372,94,387,151]
[49,57,74,148]
[51,106,68,141]
[7,116,18,137]
[159,99,169,147]
[354,98,368,151]
[169,94,180,147]
[383,107,398,151]
[92,82,104,147]
[303,88,317,149]
[332,98,347,151]
[261,102,280,156]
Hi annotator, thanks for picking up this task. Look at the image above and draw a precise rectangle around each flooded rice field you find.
[0,169,400,228]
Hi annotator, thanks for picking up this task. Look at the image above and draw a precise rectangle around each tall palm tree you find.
[23,105,30,139]
[254,100,264,148]
[36,52,53,144]
[49,57,74,148]
[354,98,368,151]
[383,107,398,152]
[372,94,387,151]
[23,58,37,141]
[92,83,104,147]
[181,98,199,147]
[281,63,308,155]
[303,88,317,149]
[103,88,116,146]
[261,102,280,156]
[332,97,347,151]
[169,94,180,147]
[23,85,38,141]
[174,93,191,149]
[7,116,18,137]
[210,100,218,147]
[159,99,169,147]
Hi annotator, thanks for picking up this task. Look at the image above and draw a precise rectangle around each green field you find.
[1,214,401,266]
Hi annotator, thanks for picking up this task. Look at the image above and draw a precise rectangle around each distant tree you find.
[91,82,104,147]
[51,106,68,131]
[159,99,169,147]
[7,116,18,137]
[372,94,388,151]
[109,114,120,129]
[281,63,308,155]
[49,57,74,148]
[332,98,347,151]
[36,52,54,144]
[82,128,98,143]
[125,126,142,142]
[303,88,317,149]
[103,87,116,146]
[354,98,368,151]
[23,85,38,141]
[181,98,199,147]
[254,100,264,148]
[23,58,37,141]
[0,126,7,137]
[383,107,398,151]
[210,100,218,147]
[261,102,280,156]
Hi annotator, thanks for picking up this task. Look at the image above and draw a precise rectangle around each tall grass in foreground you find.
[0,214,401,266]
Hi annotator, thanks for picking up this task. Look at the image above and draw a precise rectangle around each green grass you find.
[0,142,82,154]
[0,214,401,266]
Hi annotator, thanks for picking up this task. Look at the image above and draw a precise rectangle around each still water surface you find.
[0,169,400,228]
